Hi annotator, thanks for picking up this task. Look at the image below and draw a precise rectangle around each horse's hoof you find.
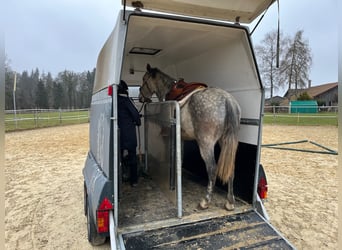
[224,202,235,211]
[199,199,209,210]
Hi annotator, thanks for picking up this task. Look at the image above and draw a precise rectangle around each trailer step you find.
[122,211,294,249]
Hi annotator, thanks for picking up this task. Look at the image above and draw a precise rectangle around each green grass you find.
[263,112,338,126]
[5,110,89,132]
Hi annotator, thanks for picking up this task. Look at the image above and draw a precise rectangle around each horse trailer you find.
[83,1,295,249]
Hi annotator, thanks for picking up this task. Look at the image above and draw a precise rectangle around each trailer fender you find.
[83,152,113,234]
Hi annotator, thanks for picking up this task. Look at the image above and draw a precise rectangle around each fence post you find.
[34,109,38,128]
[297,112,300,124]
[59,108,62,125]
[13,95,17,129]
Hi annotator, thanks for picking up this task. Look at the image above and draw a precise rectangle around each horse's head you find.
[139,64,157,103]
[139,64,176,103]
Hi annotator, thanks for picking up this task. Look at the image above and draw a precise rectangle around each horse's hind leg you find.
[197,142,217,210]
[225,174,235,211]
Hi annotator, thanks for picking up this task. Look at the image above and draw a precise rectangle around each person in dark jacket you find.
[117,80,141,187]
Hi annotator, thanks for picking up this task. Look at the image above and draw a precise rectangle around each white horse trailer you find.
[83,0,295,249]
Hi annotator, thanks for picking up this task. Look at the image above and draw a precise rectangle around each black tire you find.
[86,199,106,246]
[84,181,87,216]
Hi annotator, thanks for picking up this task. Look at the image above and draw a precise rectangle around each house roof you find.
[306,82,338,97]
[284,82,338,98]
[265,96,284,103]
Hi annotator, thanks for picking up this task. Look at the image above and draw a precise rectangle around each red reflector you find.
[99,197,113,210]
[97,210,109,233]
[108,85,113,96]
[258,177,268,199]
[96,197,113,233]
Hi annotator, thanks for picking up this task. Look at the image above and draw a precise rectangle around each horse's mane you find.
[152,67,176,92]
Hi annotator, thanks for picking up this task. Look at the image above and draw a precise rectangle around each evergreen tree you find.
[35,79,49,108]
[4,57,95,110]
[5,62,14,109]
[43,72,54,108]
[16,71,30,109]
[52,81,65,109]
[58,70,77,109]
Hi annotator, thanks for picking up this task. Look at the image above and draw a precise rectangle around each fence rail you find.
[5,109,90,131]
[263,105,338,126]
[264,105,338,113]
[5,105,339,131]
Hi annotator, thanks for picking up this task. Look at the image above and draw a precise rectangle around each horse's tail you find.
[216,98,241,184]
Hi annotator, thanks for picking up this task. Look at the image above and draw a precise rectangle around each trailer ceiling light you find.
[129,47,161,55]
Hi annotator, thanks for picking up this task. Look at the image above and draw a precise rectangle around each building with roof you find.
[283,82,338,106]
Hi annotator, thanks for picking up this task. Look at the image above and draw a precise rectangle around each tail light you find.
[108,85,113,96]
[97,197,113,233]
[257,177,268,199]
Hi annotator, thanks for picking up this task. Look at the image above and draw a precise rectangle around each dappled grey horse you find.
[139,64,241,211]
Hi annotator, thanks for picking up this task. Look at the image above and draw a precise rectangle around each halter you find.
[139,73,154,102]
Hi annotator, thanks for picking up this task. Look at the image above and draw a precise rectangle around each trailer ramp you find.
[122,210,294,249]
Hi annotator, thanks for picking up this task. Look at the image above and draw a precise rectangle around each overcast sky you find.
[5,0,338,96]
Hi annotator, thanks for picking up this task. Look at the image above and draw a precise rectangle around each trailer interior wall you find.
[122,13,263,145]
[116,12,263,205]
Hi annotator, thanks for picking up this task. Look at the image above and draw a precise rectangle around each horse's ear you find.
[146,63,151,72]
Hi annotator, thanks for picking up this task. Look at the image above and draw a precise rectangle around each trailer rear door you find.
[123,0,275,23]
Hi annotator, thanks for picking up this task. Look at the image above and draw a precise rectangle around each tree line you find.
[255,29,312,98]
[5,62,95,110]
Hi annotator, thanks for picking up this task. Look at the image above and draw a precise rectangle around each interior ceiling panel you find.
[125,15,243,64]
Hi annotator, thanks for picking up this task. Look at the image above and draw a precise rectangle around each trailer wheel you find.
[86,201,106,245]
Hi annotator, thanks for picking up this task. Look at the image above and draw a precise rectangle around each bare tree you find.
[284,30,312,93]
[255,30,290,97]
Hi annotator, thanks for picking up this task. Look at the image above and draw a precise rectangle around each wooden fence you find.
[5,109,90,132]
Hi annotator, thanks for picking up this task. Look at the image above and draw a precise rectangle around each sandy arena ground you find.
[5,124,338,249]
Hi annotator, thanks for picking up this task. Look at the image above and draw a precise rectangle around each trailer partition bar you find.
[175,102,182,218]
